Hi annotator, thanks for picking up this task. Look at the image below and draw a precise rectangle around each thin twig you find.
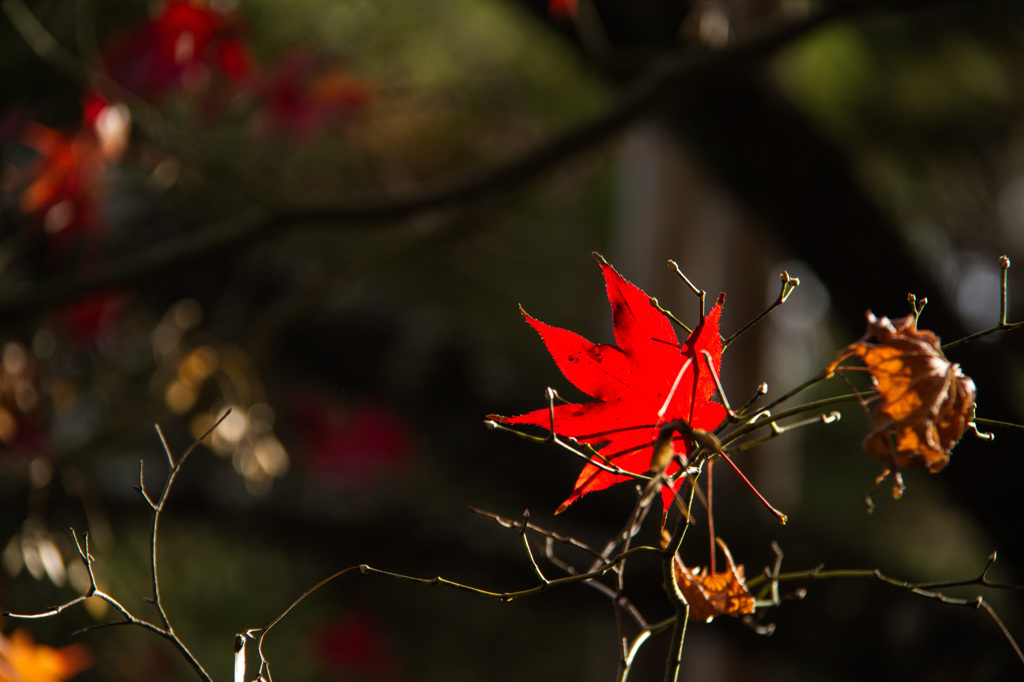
[701,349,735,419]
[147,412,232,633]
[744,555,1024,666]
[980,601,1024,665]
[639,480,699,682]
[667,260,706,320]
[484,418,652,482]
[907,292,928,327]
[712,385,861,459]
[475,507,653,634]
[723,271,800,350]
[5,415,230,682]
[251,566,365,682]
[756,371,833,416]
[974,418,1024,432]
[359,548,656,602]
[723,409,842,455]
[940,320,1024,351]
[943,255,1019,350]
[716,451,787,524]
[519,510,550,585]
[670,418,787,524]
[470,506,607,562]
[735,382,769,418]
[252,541,666,680]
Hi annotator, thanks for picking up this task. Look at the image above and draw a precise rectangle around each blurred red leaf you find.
[5,89,132,252]
[59,292,129,348]
[256,51,371,140]
[102,0,253,100]
[489,254,726,517]
[312,611,402,680]
[294,397,413,484]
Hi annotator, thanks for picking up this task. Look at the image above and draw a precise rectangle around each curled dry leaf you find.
[827,312,976,491]
[670,538,755,622]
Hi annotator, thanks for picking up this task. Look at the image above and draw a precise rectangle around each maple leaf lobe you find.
[490,256,726,515]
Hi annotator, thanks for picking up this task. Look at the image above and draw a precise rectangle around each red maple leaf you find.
[489,254,726,516]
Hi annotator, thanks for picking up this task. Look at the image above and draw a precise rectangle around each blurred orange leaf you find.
[828,312,976,490]
[14,123,105,241]
[0,629,91,682]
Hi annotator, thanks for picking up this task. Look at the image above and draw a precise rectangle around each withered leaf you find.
[671,538,755,622]
[828,312,976,487]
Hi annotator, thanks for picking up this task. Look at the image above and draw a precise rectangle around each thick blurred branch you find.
[0,0,917,320]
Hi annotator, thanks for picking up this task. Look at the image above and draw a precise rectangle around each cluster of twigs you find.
[4,416,231,682]
[5,255,1023,681]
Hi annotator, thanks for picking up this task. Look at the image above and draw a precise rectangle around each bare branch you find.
[4,418,230,682]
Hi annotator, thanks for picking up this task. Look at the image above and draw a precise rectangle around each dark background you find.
[1,1,1022,680]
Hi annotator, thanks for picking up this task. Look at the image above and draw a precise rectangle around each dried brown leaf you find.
[671,538,755,622]
[828,312,976,492]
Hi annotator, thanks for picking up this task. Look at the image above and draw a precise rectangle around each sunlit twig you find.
[944,255,1021,350]
[723,271,800,350]
[667,260,706,320]
[745,552,1024,666]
